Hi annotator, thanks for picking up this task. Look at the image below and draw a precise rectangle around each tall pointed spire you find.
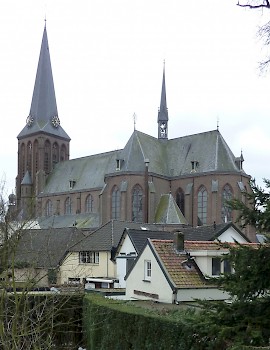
[157,63,169,140]
[17,25,70,140]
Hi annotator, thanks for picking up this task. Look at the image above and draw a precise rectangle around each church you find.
[14,25,255,241]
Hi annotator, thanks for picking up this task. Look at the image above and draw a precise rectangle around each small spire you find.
[217,116,219,131]
[157,64,169,140]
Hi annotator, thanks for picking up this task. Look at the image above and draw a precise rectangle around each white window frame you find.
[79,251,99,264]
[144,260,152,281]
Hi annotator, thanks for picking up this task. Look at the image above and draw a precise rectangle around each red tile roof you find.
[150,239,258,289]
[150,240,207,289]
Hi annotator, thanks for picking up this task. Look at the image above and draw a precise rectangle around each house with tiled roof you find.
[125,235,257,303]
[11,25,256,242]
[114,222,250,289]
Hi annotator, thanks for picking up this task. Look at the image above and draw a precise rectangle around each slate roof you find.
[32,213,100,230]
[14,227,86,269]
[69,220,166,252]
[17,26,70,141]
[39,128,245,196]
[179,222,251,242]
[155,193,188,224]
[116,222,250,258]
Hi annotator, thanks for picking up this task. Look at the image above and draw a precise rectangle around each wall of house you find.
[218,227,248,243]
[59,251,116,285]
[115,235,137,288]
[191,250,227,276]
[14,267,49,287]
[125,245,173,303]
[177,287,230,302]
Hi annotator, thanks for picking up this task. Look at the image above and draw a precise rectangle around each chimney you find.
[174,231,184,252]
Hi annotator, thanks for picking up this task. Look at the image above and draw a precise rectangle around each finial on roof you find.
[133,113,137,130]
[217,116,219,131]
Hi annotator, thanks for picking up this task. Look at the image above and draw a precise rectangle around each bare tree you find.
[0,191,84,349]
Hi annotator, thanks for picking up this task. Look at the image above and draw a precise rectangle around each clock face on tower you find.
[26,115,34,127]
[51,115,60,128]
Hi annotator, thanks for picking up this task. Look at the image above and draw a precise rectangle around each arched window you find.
[198,186,208,225]
[44,140,51,174]
[45,200,53,217]
[111,186,120,220]
[222,184,233,222]
[52,142,59,168]
[176,187,185,215]
[60,144,67,162]
[85,194,93,213]
[33,140,39,174]
[65,197,72,215]
[27,141,32,174]
[20,143,26,179]
[132,184,143,223]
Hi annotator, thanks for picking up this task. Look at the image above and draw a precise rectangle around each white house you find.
[125,234,257,304]
[115,222,250,289]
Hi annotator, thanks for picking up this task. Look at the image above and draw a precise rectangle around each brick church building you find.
[14,25,255,241]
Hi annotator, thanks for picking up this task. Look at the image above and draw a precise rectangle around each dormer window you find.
[69,180,76,189]
[116,158,124,171]
[191,160,199,172]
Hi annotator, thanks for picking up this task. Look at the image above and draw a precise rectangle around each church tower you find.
[16,25,70,217]
[157,65,169,140]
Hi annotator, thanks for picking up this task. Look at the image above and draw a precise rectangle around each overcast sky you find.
[0,0,269,197]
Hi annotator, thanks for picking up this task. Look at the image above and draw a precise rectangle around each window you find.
[222,184,233,223]
[132,184,143,222]
[44,140,51,174]
[111,186,120,219]
[144,260,152,281]
[65,197,72,215]
[79,251,99,264]
[223,259,232,274]
[85,194,93,213]
[68,278,80,285]
[212,257,232,276]
[45,200,53,216]
[197,186,207,225]
[176,188,185,215]
[212,257,221,276]
[52,142,59,168]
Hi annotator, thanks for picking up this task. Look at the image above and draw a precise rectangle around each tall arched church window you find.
[222,184,233,222]
[132,184,143,223]
[111,186,120,220]
[176,188,185,215]
[85,194,93,213]
[45,200,53,216]
[33,140,39,174]
[44,140,51,174]
[52,142,59,168]
[60,145,67,162]
[21,143,26,179]
[197,186,208,225]
[27,141,32,174]
[65,197,72,215]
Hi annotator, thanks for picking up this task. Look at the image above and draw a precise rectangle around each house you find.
[115,222,250,288]
[12,227,86,287]
[58,220,168,287]
[125,235,257,303]
[11,25,255,241]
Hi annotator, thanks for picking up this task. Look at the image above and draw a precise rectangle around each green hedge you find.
[83,294,225,350]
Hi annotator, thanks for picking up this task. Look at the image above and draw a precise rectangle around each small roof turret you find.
[157,64,169,140]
